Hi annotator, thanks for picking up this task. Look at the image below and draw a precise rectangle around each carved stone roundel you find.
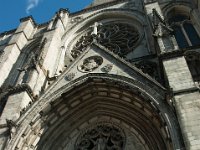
[75,123,125,150]
[78,56,103,73]
[71,23,140,59]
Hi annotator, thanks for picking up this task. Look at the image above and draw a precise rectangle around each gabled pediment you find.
[45,42,165,97]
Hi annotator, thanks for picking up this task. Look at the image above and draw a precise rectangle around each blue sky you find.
[0,0,93,33]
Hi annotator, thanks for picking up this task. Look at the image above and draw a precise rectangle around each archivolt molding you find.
[162,2,192,20]
[62,8,146,50]
[70,22,141,59]
[5,74,184,150]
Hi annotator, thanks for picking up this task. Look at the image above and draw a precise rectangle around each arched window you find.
[183,22,200,46]
[169,15,200,49]
[173,25,189,48]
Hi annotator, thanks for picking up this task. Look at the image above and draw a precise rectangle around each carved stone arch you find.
[62,9,146,62]
[67,8,146,35]
[62,9,145,51]
[162,2,200,49]
[162,3,192,21]
[5,74,184,150]
[64,9,145,39]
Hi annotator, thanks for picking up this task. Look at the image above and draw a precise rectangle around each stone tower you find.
[0,0,200,149]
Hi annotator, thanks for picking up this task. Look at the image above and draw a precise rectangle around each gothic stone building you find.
[0,0,200,149]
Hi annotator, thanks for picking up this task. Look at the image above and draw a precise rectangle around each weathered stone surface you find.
[175,92,200,149]
[0,91,32,125]
[163,57,195,92]
[0,0,200,150]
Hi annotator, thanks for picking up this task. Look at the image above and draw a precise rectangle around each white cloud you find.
[26,0,40,14]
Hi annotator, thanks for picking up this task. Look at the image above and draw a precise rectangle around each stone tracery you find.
[71,23,140,59]
[76,123,125,150]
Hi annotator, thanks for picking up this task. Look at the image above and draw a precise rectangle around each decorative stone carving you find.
[153,22,173,37]
[6,119,17,139]
[152,9,173,37]
[75,123,125,150]
[65,72,75,81]
[101,64,113,73]
[78,56,103,73]
[71,23,140,59]
[91,22,102,39]
[71,32,93,58]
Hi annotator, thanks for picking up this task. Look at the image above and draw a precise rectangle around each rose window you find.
[71,23,140,58]
[75,123,125,150]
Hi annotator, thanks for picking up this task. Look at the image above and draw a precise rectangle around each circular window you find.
[71,23,140,59]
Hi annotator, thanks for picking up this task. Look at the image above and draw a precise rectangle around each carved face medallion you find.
[71,23,140,59]
[78,56,103,73]
[75,123,125,150]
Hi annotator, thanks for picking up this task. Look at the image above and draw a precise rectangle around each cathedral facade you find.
[0,0,200,149]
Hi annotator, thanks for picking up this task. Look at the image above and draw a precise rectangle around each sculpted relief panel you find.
[78,56,103,73]
[75,123,125,150]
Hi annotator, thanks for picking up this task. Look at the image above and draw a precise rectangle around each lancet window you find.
[169,15,200,49]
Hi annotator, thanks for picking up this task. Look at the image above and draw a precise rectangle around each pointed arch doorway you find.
[5,74,184,150]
